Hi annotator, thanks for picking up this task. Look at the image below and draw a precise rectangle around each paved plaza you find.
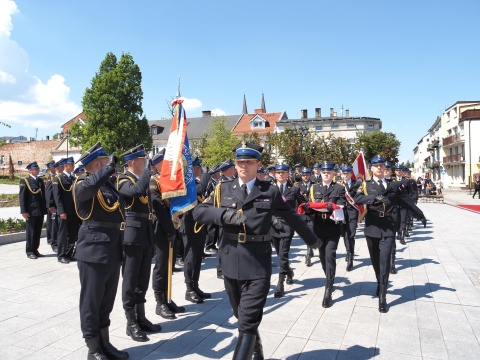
[0,188,480,359]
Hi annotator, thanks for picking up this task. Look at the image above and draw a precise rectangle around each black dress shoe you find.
[27,254,38,259]
[58,258,70,264]
[167,300,185,313]
[204,247,218,255]
[185,291,204,304]
[51,246,58,253]
[34,251,45,257]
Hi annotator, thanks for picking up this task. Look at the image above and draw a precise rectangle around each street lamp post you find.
[292,124,309,163]
[66,130,70,158]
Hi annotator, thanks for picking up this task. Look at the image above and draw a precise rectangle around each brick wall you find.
[0,140,61,176]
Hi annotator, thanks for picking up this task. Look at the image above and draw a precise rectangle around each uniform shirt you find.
[74,165,124,264]
[19,175,46,216]
[193,178,318,280]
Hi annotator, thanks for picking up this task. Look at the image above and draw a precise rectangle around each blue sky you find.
[1,0,479,161]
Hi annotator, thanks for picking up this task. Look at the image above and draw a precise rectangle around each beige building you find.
[276,107,382,142]
[414,101,480,189]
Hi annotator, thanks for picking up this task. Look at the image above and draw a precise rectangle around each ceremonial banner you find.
[160,99,197,228]
[351,151,368,222]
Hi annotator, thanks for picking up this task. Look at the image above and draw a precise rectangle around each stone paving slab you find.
[0,201,479,359]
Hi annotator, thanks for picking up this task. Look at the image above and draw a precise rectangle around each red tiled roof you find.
[232,112,284,135]
[61,112,85,131]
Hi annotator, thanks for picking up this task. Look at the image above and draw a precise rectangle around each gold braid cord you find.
[309,185,315,202]
[56,174,73,192]
[73,177,124,222]
[23,178,42,195]
[117,175,148,209]
[194,182,222,234]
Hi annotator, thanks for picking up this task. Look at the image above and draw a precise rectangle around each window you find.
[331,125,339,129]
[368,124,374,128]
[347,124,355,129]
[251,119,265,129]
[151,127,157,135]
[315,125,323,131]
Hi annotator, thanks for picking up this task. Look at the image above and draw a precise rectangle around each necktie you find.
[324,185,328,193]
[378,179,386,191]
[241,184,248,201]
[282,183,286,194]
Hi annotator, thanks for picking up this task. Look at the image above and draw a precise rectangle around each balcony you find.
[424,160,441,169]
[442,134,463,146]
[443,154,464,164]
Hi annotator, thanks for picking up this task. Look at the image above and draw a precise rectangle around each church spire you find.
[261,92,266,113]
[242,94,248,114]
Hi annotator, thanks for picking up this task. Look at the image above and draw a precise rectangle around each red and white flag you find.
[351,150,368,222]
[160,99,188,198]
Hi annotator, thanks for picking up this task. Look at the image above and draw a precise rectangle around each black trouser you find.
[317,234,340,279]
[473,189,480,198]
[122,244,153,311]
[57,215,80,259]
[272,236,293,275]
[50,215,58,248]
[182,232,206,284]
[398,208,407,232]
[25,215,43,255]
[205,223,219,249]
[365,236,394,286]
[78,261,120,339]
[46,212,52,243]
[343,218,357,255]
[152,237,169,294]
[224,276,270,334]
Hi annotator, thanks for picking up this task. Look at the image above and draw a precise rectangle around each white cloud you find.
[211,108,226,116]
[182,97,202,111]
[0,1,81,132]
[0,0,17,37]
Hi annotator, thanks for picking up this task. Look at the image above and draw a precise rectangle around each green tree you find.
[354,131,401,164]
[240,132,278,168]
[70,52,151,155]
[196,117,239,167]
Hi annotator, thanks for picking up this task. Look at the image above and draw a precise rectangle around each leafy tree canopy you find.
[191,117,239,168]
[354,131,401,164]
[70,52,152,156]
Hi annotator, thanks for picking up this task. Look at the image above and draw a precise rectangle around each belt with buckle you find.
[316,212,332,220]
[83,220,126,230]
[125,211,152,220]
[223,232,272,244]
[370,210,392,219]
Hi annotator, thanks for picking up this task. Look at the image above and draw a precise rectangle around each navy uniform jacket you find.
[45,173,57,209]
[192,178,318,280]
[311,174,322,184]
[19,176,47,216]
[180,172,210,236]
[354,180,424,238]
[270,180,304,238]
[309,182,346,237]
[117,170,153,247]
[343,179,361,220]
[149,177,176,242]
[52,173,76,216]
[74,166,124,264]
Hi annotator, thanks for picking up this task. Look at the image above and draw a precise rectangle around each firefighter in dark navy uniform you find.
[46,159,65,253]
[19,161,47,259]
[53,157,81,264]
[73,142,129,360]
[149,150,186,319]
[44,161,55,248]
[193,142,319,360]
[297,168,316,266]
[181,156,211,304]
[117,144,161,342]
[341,166,361,271]
[311,163,322,184]
[354,155,427,313]
[304,161,346,308]
[270,164,305,298]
